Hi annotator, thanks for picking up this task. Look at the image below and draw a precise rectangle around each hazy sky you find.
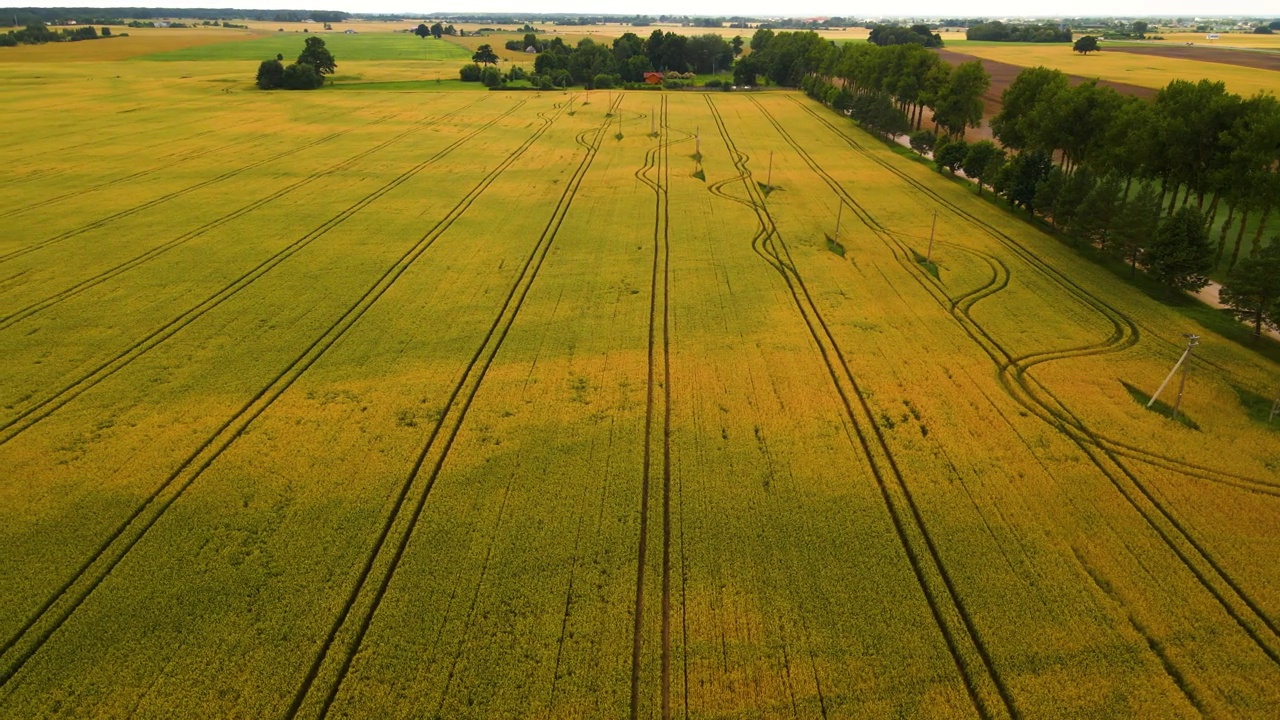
[34,0,1280,19]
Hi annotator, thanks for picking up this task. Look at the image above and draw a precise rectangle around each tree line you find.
[984,69,1280,277]
[464,30,741,90]
[965,21,1073,42]
[770,35,988,139]
[866,24,944,48]
[1,22,108,46]
[801,57,1280,335]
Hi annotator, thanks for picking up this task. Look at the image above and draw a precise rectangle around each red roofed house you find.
[643,72,663,85]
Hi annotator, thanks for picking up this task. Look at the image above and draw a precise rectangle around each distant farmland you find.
[2,33,1279,719]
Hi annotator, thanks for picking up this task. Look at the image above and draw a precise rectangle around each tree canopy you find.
[255,36,334,90]
[1073,36,1101,55]
[297,36,336,75]
[472,44,499,66]
[1219,240,1280,337]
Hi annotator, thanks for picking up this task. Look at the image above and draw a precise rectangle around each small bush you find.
[480,66,502,87]
[281,62,323,90]
[459,63,482,82]
[256,59,284,89]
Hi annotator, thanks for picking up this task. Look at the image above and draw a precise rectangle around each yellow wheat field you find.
[1,38,1278,719]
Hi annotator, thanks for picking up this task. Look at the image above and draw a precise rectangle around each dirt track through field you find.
[1108,44,1280,73]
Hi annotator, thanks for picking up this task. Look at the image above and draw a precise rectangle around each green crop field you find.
[139,31,474,62]
[2,28,1280,720]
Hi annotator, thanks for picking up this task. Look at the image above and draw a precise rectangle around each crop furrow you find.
[0,100,521,445]
[284,96,621,720]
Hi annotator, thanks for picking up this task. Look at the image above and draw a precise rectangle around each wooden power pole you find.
[1148,334,1199,420]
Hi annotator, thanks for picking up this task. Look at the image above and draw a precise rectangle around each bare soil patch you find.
[1108,44,1280,73]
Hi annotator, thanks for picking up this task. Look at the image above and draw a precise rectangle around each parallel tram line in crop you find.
[768,96,1280,674]
[0,102,410,264]
[788,96,1275,463]
[628,94,677,720]
[1,93,264,156]
[0,99,521,446]
[285,96,621,720]
[4,114,270,217]
[0,114,264,199]
[0,96,562,692]
[0,97,488,330]
[707,94,1015,720]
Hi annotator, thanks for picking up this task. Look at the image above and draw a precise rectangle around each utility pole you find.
[651,107,655,135]
[834,201,843,241]
[926,209,937,263]
[767,151,773,188]
[695,125,700,157]
[1148,334,1199,420]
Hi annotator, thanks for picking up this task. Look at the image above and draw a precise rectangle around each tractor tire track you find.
[0,96,560,691]
[0,98,487,331]
[628,95,678,720]
[776,97,1280,670]
[707,95,1014,720]
[284,96,621,720]
[3,117,266,218]
[789,97,1277,491]
[0,100,523,446]
[0,111,395,265]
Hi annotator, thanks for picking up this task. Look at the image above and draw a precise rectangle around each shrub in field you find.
[282,62,324,90]
[480,66,502,87]
[256,59,285,90]
[254,37,333,90]
[459,63,482,82]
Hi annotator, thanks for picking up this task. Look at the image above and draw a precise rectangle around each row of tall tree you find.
[798,59,1279,335]
[773,37,988,139]
[987,68,1280,276]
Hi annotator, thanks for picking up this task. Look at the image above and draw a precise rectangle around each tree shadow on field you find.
[1230,383,1280,430]
[1120,380,1200,430]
